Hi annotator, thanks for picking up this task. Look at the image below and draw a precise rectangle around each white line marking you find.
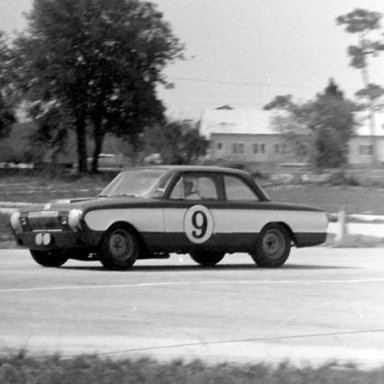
[1,278,384,293]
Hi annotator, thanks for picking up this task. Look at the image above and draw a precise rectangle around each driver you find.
[184,177,201,200]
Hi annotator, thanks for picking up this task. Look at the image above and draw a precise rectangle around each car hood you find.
[19,196,159,213]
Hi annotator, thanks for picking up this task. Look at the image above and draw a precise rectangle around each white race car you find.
[10,166,328,269]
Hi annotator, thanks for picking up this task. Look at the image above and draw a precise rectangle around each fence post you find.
[335,207,348,243]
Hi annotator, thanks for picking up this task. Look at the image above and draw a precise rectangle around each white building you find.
[199,107,384,165]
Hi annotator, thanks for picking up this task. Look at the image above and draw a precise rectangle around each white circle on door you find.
[184,205,214,244]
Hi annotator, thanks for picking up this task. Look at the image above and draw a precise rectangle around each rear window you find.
[224,176,259,201]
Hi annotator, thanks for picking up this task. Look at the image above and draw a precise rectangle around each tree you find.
[0,94,14,138]
[337,8,384,165]
[309,91,356,169]
[0,31,15,139]
[324,77,344,98]
[264,80,357,169]
[264,95,313,161]
[13,0,184,172]
[355,83,384,112]
[27,102,71,164]
[143,120,209,165]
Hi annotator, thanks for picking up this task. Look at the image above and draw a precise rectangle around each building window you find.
[253,143,266,154]
[232,143,244,154]
[274,143,288,154]
[359,145,373,156]
[216,142,223,150]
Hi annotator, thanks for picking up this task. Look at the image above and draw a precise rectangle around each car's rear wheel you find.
[190,251,225,266]
[98,225,139,270]
[30,250,69,267]
[251,224,291,268]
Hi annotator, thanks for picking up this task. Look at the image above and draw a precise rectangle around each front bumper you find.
[13,230,102,251]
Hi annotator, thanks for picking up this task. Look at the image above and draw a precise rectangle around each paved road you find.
[1,248,384,368]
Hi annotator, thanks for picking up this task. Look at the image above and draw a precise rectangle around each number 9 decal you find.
[184,205,214,244]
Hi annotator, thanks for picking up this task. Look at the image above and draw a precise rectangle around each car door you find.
[223,174,263,251]
[162,172,232,250]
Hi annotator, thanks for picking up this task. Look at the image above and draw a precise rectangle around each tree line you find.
[0,0,208,172]
[265,8,384,169]
[0,4,383,172]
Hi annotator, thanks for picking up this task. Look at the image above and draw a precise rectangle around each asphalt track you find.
[1,248,384,368]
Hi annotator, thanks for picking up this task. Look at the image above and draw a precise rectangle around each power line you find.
[169,76,321,90]
[164,102,267,106]
[57,328,384,360]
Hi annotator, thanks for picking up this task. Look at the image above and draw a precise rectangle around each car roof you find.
[124,165,251,176]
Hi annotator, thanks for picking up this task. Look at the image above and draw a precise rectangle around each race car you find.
[10,166,328,269]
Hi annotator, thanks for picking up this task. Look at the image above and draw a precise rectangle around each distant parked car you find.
[10,166,328,270]
[87,153,123,169]
[143,153,162,165]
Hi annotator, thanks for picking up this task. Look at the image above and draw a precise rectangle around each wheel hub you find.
[109,232,132,260]
[262,230,284,259]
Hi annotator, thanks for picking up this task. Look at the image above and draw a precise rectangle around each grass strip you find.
[0,353,384,384]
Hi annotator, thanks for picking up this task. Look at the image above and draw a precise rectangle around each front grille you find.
[28,211,63,231]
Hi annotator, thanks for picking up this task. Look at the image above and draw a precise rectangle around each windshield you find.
[99,169,168,198]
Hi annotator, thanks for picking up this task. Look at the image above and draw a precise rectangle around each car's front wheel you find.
[98,225,139,270]
[190,251,225,266]
[251,224,291,268]
[30,250,69,268]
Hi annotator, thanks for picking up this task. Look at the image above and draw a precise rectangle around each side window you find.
[169,175,218,200]
[224,176,259,201]
[198,177,217,200]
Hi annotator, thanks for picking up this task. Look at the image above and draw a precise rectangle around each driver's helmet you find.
[183,176,199,195]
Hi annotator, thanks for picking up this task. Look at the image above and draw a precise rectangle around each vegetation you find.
[0,32,15,139]
[5,0,184,172]
[337,8,384,165]
[264,79,357,170]
[0,354,384,384]
[262,8,384,171]
[143,120,209,165]
[266,184,384,216]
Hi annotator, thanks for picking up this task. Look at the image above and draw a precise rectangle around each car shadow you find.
[62,263,352,272]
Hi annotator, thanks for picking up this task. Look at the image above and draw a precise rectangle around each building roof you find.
[200,108,277,137]
[354,112,384,136]
[200,108,384,138]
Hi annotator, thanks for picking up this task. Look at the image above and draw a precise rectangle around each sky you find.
[1,0,384,120]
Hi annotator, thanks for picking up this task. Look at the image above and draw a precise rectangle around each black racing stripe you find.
[231,202,325,212]
[83,201,324,213]
[141,232,255,253]
[294,232,328,247]
[140,231,327,253]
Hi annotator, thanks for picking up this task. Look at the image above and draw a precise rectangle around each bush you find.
[327,170,360,186]
[0,354,384,384]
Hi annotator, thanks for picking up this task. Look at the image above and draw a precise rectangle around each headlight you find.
[68,209,83,231]
[10,210,22,233]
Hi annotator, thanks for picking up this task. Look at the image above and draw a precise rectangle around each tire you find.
[251,224,291,268]
[190,251,225,266]
[98,225,139,270]
[30,250,69,268]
